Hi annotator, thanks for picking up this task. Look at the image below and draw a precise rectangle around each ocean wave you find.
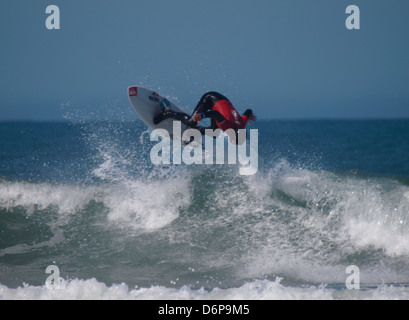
[2,159,409,291]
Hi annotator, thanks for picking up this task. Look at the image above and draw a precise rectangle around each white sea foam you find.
[240,160,409,284]
[103,176,191,231]
[0,181,95,216]
[0,175,191,232]
[2,277,409,300]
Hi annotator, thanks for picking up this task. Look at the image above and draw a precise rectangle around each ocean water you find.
[1,119,409,300]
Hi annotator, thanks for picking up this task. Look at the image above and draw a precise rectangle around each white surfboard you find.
[127,86,189,137]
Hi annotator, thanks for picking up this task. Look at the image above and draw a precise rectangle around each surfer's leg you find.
[192,92,225,116]
[153,110,197,127]
[192,94,211,115]
[172,112,196,126]
[154,97,198,126]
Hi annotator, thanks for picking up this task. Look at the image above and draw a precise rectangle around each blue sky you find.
[0,0,408,120]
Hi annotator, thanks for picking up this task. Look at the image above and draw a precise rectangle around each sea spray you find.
[1,120,409,299]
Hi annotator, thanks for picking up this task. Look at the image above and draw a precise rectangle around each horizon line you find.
[1,116,408,123]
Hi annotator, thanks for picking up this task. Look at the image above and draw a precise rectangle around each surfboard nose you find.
[128,86,138,97]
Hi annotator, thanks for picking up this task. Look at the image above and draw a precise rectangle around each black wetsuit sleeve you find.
[193,92,229,115]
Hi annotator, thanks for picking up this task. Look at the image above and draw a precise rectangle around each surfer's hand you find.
[192,114,202,122]
[250,114,257,121]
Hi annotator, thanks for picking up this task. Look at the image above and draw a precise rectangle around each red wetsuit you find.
[212,100,249,131]
[193,92,253,131]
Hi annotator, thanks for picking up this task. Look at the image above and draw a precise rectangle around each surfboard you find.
[127,86,189,137]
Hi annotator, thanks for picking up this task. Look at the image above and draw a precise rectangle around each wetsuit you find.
[153,92,253,132]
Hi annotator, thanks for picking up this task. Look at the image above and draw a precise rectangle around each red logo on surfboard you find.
[129,87,138,97]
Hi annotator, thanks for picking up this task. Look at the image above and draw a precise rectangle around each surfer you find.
[153,92,256,142]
